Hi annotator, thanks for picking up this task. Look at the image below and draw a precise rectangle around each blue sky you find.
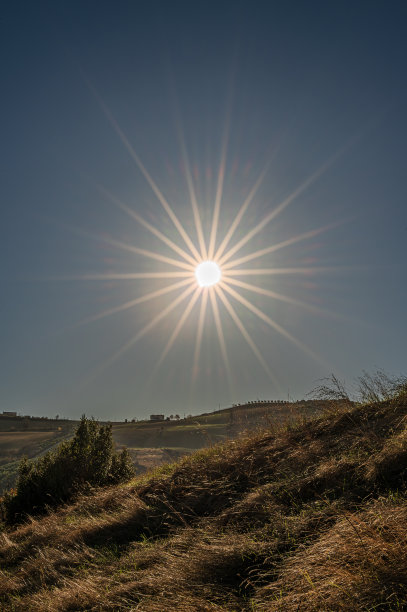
[1,1,406,420]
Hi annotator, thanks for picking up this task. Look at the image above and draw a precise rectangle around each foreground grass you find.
[1,395,407,610]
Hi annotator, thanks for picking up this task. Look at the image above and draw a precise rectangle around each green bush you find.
[2,416,134,523]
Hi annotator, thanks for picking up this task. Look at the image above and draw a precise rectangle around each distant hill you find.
[0,401,323,493]
[112,400,326,472]
[1,392,406,610]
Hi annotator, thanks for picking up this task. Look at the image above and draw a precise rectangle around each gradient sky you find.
[1,1,406,420]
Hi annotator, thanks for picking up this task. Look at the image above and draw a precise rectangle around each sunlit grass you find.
[2,393,407,610]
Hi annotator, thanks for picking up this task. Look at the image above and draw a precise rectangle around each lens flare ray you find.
[224,277,338,319]
[48,272,193,281]
[97,185,199,266]
[209,288,232,384]
[50,218,196,272]
[87,78,201,261]
[214,163,270,261]
[215,285,280,388]
[102,236,195,271]
[219,281,324,367]
[207,108,231,260]
[81,282,197,387]
[154,288,201,373]
[222,224,336,270]
[76,278,194,327]
[192,289,209,383]
[223,267,343,277]
[208,160,225,260]
[218,153,344,267]
[173,110,208,260]
[183,157,207,260]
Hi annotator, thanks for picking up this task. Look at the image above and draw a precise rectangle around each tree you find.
[2,416,135,524]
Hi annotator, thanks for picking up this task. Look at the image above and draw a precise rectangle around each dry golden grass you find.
[1,394,407,610]
[254,499,407,611]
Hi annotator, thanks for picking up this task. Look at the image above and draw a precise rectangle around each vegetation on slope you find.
[1,417,134,523]
[0,420,76,495]
[111,400,322,451]
[1,386,407,610]
[0,402,322,493]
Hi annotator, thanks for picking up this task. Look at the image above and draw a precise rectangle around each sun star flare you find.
[73,89,342,392]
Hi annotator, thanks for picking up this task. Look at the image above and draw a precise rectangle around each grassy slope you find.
[2,404,316,494]
[0,403,319,491]
[112,401,322,451]
[2,396,407,610]
[111,403,324,475]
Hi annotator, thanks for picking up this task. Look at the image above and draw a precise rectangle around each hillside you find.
[0,402,322,493]
[112,400,323,453]
[112,401,324,474]
[1,393,407,610]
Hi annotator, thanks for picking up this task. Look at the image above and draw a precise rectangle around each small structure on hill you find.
[2,411,17,417]
[150,414,165,421]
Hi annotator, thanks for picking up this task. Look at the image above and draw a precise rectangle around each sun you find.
[195,260,221,287]
[72,87,339,391]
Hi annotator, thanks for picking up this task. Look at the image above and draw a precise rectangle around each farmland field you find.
[0,431,59,453]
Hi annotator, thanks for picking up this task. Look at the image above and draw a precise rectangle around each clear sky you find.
[1,1,406,420]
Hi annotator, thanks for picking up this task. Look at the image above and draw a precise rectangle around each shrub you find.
[2,416,134,523]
